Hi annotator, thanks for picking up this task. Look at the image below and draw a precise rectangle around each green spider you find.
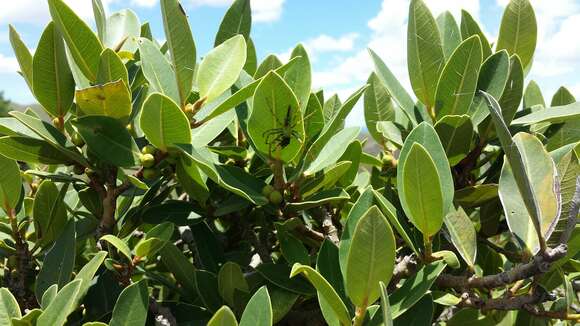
[262,104,303,157]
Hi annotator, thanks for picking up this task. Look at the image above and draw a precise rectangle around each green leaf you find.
[460,10,492,59]
[499,55,524,124]
[290,264,351,326]
[400,143,444,237]
[161,0,197,107]
[140,93,192,152]
[364,73,396,144]
[33,22,74,118]
[434,35,482,118]
[316,240,348,326]
[283,44,312,110]
[304,127,359,175]
[160,243,197,301]
[96,49,129,86]
[75,80,132,121]
[275,223,310,265]
[35,221,76,302]
[255,55,282,80]
[197,35,247,103]
[303,93,325,145]
[73,115,140,168]
[9,25,33,89]
[100,235,132,261]
[92,0,106,42]
[373,190,419,255]
[436,11,461,60]
[239,286,272,326]
[397,123,453,235]
[379,282,393,326]
[218,262,249,307]
[0,136,73,164]
[247,71,304,162]
[376,122,403,148]
[208,306,238,326]
[0,154,22,213]
[244,38,257,75]
[105,9,140,52]
[389,261,446,318]
[434,115,474,165]
[346,206,396,307]
[48,0,103,81]
[523,80,546,109]
[481,91,546,252]
[444,206,477,268]
[286,188,350,211]
[407,0,445,108]
[0,288,21,325]
[551,87,576,107]
[496,0,537,71]
[73,251,107,301]
[138,37,180,104]
[368,49,416,124]
[512,101,580,125]
[550,149,580,245]
[37,279,82,326]
[215,0,251,46]
[470,50,510,126]
[33,180,68,247]
[455,184,498,208]
[393,294,433,326]
[134,238,166,259]
[499,133,560,253]
[256,264,314,296]
[109,280,149,326]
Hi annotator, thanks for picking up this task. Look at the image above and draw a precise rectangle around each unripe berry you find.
[269,190,283,205]
[142,145,157,155]
[140,153,156,168]
[71,133,85,147]
[143,168,159,180]
[262,185,274,197]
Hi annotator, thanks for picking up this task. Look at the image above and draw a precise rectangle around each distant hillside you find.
[8,102,50,120]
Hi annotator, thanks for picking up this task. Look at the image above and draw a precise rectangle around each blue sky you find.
[1,0,579,126]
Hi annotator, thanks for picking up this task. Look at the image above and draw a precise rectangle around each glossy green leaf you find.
[218,262,249,306]
[512,101,580,125]
[455,184,498,208]
[134,238,166,259]
[368,49,416,124]
[316,240,348,326]
[437,11,461,60]
[33,180,68,247]
[346,206,396,307]
[499,133,560,253]
[0,136,73,165]
[35,221,76,302]
[37,279,82,326]
[0,288,21,325]
[283,44,311,110]
[373,190,418,255]
[496,0,537,71]
[304,127,359,175]
[499,55,524,124]
[96,49,129,85]
[434,35,482,118]
[100,235,132,261]
[523,80,546,109]
[552,87,576,107]
[400,143,444,237]
[275,223,310,265]
[48,0,103,81]
[160,243,197,300]
[376,122,403,148]
[105,9,140,52]
[141,93,191,151]
[255,55,282,80]
[247,71,304,162]
[9,25,33,89]
[407,0,445,108]
[0,154,21,213]
[197,35,247,103]
[33,22,74,118]
[444,206,477,268]
[73,251,107,301]
[550,150,580,245]
[138,37,180,104]
[109,280,149,326]
[393,294,433,326]
[364,73,396,144]
[208,306,238,326]
[74,115,139,168]
[290,264,350,326]
[470,50,510,126]
[434,115,474,165]
[460,10,492,58]
[286,188,350,211]
[215,0,251,46]
[389,261,446,318]
[92,0,106,42]
[75,80,132,121]
[161,0,196,107]
[239,286,272,326]
[303,93,325,145]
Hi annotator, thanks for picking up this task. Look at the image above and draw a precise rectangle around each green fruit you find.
[143,168,159,180]
[262,185,274,197]
[140,153,156,168]
[142,145,157,155]
[71,133,85,147]
[269,190,283,205]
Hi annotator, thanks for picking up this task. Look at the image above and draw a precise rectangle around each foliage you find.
[0,0,579,325]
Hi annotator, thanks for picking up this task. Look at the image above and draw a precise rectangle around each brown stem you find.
[321,207,339,245]
[437,244,567,289]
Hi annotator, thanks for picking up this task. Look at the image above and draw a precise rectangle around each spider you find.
[262,104,303,157]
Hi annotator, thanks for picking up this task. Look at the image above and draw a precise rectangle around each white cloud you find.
[0,54,19,74]
[279,33,359,62]
[0,0,117,25]
[131,0,158,7]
